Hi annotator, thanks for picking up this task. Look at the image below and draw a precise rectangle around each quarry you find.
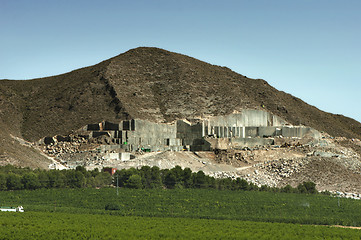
[40,109,320,168]
[35,108,361,196]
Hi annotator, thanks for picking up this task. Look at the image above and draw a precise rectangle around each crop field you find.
[1,212,361,240]
[1,188,361,239]
[1,188,361,226]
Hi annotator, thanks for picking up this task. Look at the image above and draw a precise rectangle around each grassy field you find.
[1,188,361,239]
[1,212,361,240]
[1,188,361,226]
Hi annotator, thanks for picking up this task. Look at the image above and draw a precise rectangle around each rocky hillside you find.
[1,47,361,167]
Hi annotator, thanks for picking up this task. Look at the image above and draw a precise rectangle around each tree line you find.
[114,165,317,194]
[0,165,317,194]
[0,165,112,190]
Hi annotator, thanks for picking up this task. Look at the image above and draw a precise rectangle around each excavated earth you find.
[36,132,361,194]
[1,47,361,194]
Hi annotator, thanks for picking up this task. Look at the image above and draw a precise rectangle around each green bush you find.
[126,174,143,189]
[105,203,120,211]
[297,181,317,194]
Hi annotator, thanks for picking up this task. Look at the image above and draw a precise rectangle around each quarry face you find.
[37,109,361,194]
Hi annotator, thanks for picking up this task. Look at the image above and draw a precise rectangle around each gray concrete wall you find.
[205,138,230,150]
[208,110,287,128]
[124,119,183,151]
[245,127,259,138]
[258,127,278,137]
[176,120,203,146]
[209,124,319,140]
[281,126,321,139]
[273,115,287,126]
[83,111,319,153]
[205,110,289,139]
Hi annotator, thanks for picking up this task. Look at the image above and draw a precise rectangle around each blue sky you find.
[1,0,360,123]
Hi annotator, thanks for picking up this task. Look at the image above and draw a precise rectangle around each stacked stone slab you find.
[128,119,183,152]
[176,120,210,151]
[79,110,321,152]
[202,110,321,148]
[87,120,183,152]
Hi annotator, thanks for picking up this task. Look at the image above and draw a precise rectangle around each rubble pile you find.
[331,191,361,200]
[242,171,279,187]
[326,152,361,174]
[313,138,361,173]
[214,149,245,166]
[226,158,311,188]
[59,151,105,168]
[44,141,82,157]
[258,158,311,179]
[209,171,239,179]
[40,134,108,167]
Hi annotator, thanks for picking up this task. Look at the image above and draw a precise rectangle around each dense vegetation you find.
[1,212,360,240]
[1,188,360,226]
[0,165,112,190]
[0,165,317,194]
[116,165,318,193]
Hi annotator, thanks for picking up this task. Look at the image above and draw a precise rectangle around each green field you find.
[1,188,361,239]
[1,212,360,240]
[1,188,361,225]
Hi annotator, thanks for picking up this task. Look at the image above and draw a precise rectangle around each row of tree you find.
[0,165,317,194]
[0,165,112,190]
[114,165,317,194]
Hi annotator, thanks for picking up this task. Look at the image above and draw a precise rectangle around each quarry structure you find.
[59,109,321,153]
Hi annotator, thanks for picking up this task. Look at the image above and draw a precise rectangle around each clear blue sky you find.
[1,0,360,123]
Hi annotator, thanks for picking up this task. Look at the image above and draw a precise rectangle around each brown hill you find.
[1,47,361,167]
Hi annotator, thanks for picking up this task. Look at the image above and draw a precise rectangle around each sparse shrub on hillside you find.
[297,181,317,194]
[320,190,332,196]
[281,185,296,193]
[235,178,248,190]
[302,181,317,194]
